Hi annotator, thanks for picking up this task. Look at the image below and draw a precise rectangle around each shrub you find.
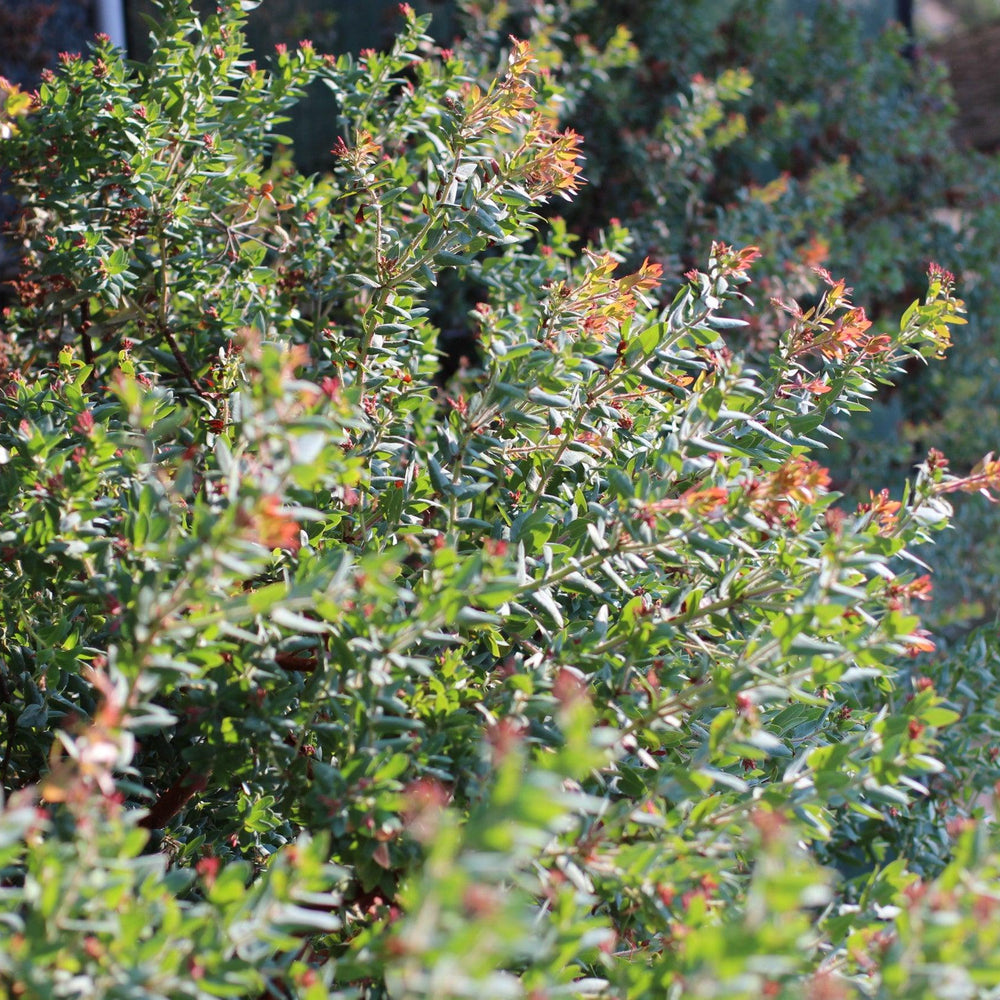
[2,2,1000,998]
[452,0,1000,626]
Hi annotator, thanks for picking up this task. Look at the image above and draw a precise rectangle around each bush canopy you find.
[2,3,1000,999]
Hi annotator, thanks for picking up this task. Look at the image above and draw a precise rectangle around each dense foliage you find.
[2,2,1000,998]
[452,0,1000,625]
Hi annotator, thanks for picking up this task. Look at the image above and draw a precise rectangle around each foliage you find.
[450,0,1000,627]
[455,2,947,296]
[2,2,1000,998]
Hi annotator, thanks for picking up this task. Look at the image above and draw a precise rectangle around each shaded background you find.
[3,1,1000,165]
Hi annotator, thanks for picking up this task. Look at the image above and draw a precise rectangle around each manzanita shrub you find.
[3,2,1000,998]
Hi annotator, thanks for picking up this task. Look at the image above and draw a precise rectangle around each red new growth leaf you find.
[711,242,762,280]
[245,496,301,551]
[857,488,902,535]
[74,409,95,435]
[935,452,1000,502]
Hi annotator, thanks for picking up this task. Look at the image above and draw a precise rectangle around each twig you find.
[79,299,95,373]
[139,767,210,830]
